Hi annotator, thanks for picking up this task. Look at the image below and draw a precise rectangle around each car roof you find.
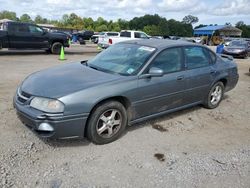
[121,39,198,50]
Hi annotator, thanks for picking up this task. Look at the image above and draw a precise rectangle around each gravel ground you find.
[0,44,250,188]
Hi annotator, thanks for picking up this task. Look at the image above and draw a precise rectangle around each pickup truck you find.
[0,21,70,54]
[98,30,150,49]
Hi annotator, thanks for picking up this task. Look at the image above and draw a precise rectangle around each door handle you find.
[210,70,216,74]
[177,75,184,81]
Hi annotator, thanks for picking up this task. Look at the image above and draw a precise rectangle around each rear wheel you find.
[51,42,63,54]
[86,101,127,144]
[204,82,224,109]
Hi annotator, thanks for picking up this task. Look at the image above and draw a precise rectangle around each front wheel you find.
[204,82,224,109]
[86,101,127,145]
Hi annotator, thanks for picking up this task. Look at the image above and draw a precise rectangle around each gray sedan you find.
[14,40,239,144]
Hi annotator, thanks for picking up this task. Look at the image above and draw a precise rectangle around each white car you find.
[98,30,150,49]
[97,32,120,48]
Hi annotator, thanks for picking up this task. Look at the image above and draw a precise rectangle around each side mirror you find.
[149,67,164,77]
[42,30,47,35]
[139,67,164,79]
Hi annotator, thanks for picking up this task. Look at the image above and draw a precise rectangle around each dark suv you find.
[73,30,94,44]
[0,21,70,54]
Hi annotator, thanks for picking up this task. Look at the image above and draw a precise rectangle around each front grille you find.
[17,96,27,103]
[17,88,31,104]
[21,91,31,98]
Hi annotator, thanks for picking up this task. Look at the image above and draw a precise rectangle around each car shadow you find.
[0,50,49,56]
[126,95,230,133]
[0,50,99,56]
[126,105,203,133]
[41,137,91,148]
[244,72,250,76]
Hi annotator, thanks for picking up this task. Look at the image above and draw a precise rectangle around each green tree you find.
[20,14,33,23]
[117,19,129,30]
[0,10,18,20]
[34,15,48,24]
[143,25,159,36]
[96,24,108,32]
[235,21,250,38]
[182,15,199,25]
[194,24,207,29]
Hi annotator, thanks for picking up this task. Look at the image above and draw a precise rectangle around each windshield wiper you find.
[80,60,88,66]
[88,65,100,71]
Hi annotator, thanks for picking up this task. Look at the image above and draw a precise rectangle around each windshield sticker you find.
[127,68,135,74]
[138,46,155,52]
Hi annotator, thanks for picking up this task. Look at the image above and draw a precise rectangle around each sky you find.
[0,0,250,26]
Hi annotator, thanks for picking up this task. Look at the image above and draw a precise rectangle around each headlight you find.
[30,97,64,113]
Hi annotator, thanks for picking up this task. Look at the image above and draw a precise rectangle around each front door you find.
[134,47,186,119]
[27,25,49,48]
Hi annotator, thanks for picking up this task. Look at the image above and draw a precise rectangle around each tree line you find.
[1,10,250,37]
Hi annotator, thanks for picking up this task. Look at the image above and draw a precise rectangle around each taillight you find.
[109,39,112,44]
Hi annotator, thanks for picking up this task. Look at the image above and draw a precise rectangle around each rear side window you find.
[184,47,210,69]
[120,31,131,38]
[135,32,148,39]
[150,47,183,74]
[107,32,119,36]
[17,24,29,33]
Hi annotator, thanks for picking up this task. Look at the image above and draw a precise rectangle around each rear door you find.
[183,46,217,104]
[8,23,31,48]
[135,47,186,119]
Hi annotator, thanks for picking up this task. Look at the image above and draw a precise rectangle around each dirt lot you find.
[0,44,250,188]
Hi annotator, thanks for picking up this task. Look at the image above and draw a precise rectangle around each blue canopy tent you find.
[194,25,242,37]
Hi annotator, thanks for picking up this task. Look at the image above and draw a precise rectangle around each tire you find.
[86,101,127,145]
[51,42,63,54]
[204,82,224,109]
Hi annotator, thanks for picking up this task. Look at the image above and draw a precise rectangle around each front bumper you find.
[13,95,88,139]
[223,51,247,57]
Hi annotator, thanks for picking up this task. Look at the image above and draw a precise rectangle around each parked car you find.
[14,40,238,144]
[0,21,70,54]
[73,30,94,42]
[99,30,149,48]
[178,38,196,43]
[71,30,94,44]
[222,40,250,58]
[97,31,120,48]
[90,32,101,43]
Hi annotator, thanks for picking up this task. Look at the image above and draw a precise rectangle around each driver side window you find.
[150,47,183,74]
[28,25,43,34]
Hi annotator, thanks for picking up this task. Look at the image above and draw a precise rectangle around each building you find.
[194,25,242,37]
[194,25,242,45]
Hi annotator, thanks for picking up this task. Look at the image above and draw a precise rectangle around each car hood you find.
[48,32,68,39]
[21,62,123,98]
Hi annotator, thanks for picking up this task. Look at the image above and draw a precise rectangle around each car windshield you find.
[229,40,246,47]
[88,43,156,76]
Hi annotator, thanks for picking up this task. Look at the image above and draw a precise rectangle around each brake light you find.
[109,38,112,44]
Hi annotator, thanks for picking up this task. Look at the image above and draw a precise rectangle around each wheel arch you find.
[84,96,132,137]
[50,40,64,47]
[218,78,227,88]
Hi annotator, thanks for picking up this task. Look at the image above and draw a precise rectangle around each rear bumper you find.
[14,97,88,139]
[98,43,110,49]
